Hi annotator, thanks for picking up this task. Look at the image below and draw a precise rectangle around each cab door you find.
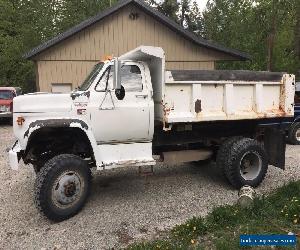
[88,62,152,144]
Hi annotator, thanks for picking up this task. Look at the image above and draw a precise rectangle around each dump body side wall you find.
[162,73,295,124]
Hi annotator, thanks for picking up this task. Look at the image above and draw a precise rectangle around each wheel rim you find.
[239,151,262,181]
[52,171,84,208]
[295,128,300,142]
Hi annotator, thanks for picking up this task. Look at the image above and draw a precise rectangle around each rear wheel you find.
[33,164,42,174]
[288,122,300,145]
[216,137,242,177]
[223,138,268,189]
[35,154,91,221]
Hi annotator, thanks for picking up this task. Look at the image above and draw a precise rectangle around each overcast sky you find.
[195,0,209,12]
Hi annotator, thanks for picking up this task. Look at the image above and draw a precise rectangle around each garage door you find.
[51,83,72,93]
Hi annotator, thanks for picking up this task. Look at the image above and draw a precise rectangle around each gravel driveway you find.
[0,123,300,249]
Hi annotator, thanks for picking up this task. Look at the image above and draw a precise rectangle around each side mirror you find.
[113,58,125,100]
[113,58,121,90]
[115,85,125,100]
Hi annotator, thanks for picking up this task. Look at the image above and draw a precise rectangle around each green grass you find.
[128,181,300,250]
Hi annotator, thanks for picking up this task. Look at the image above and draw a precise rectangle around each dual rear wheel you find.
[217,137,268,188]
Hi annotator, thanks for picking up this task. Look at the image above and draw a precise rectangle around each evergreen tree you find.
[203,0,300,74]
[185,1,204,35]
[58,0,118,32]
[147,0,180,23]
[0,0,116,92]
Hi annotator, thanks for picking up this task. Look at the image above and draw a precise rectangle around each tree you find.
[152,0,180,22]
[147,0,204,34]
[202,0,300,74]
[295,0,300,76]
[58,0,118,32]
[185,1,204,35]
[0,0,35,92]
[0,0,116,92]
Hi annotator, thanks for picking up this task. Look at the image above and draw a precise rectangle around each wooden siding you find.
[37,61,97,91]
[35,4,233,91]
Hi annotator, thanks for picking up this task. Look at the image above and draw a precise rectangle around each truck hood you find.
[13,92,73,113]
[0,99,12,106]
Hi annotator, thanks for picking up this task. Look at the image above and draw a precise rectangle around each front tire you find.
[288,122,300,145]
[8,117,13,126]
[35,154,91,221]
[224,138,268,189]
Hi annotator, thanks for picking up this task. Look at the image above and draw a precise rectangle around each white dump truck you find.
[9,46,295,221]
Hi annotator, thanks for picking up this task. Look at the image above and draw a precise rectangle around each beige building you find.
[25,0,250,92]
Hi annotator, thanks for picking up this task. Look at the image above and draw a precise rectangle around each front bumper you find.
[0,112,12,118]
[9,141,21,170]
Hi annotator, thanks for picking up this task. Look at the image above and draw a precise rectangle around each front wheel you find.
[35,154,91,221]
[224,138,268,189]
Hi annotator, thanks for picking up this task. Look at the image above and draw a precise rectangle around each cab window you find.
[95,67,113,92]
[121,65,143,92]
[95,65,143,92]
[0,90,14,100]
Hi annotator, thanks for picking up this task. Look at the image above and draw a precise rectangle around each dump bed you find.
[119,46,295,125]
[163,70,295,123]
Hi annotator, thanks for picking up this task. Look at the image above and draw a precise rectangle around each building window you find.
[51,83,72,93]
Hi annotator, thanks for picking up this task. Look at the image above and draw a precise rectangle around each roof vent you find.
[129,12,139,20]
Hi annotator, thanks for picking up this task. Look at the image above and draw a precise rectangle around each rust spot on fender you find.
[195,99,202,113]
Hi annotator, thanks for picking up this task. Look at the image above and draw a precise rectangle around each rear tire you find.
[33,164,42,174]
[35,154,91,221]
[224,138,268,189]
[216,137,242,177]
[288,122,300,145]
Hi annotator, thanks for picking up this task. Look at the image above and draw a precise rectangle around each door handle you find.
[136,94,148,98]
[99,106,114,110]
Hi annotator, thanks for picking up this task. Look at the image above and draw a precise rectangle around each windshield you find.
[0,90,14,100]
[79,62,104,91]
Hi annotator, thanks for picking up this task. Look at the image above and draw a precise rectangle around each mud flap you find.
[264,128,286,170]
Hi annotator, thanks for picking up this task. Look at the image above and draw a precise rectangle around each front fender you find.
[23,118,89,139]
[19,118,102,167]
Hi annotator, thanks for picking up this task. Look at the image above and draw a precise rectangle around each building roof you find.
[24,0,251,60]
